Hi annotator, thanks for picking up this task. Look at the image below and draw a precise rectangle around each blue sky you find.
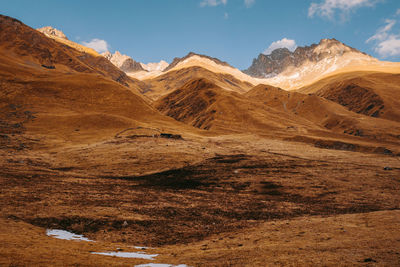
[2,0,400,69]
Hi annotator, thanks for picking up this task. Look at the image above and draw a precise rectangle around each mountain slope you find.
[154,78,321,134]
[245,39,371,78]
[0,15,193,144]
[298,72,400,123]
[143,66,254,100]
[37,26,100,57]
[130,52,260,85]
[33,23,144,91]
[245,39,400,90]
[246,84,400,144]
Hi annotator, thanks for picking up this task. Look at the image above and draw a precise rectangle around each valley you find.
[0,13,400,266]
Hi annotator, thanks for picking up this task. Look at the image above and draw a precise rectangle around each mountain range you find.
[2,14,400,266]
[0,20,390,152]
[37,26,399,92]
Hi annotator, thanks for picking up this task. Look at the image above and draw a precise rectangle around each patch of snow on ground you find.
[91,251,158,260]
[46,229,93,242]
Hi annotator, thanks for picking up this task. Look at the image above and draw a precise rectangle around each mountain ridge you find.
[33,25,400,92]
[244,38,373,78]
[164,52,232,72]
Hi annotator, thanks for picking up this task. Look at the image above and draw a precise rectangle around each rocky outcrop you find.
[101,51,145,73]
[37,26,68,40]
[244,39,370,78]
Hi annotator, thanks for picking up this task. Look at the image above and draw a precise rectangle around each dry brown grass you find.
[1,14,400,266]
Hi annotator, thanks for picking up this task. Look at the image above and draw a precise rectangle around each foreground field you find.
[1,134,399,266]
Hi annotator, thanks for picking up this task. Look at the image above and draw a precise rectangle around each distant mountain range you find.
[37,26,398,91]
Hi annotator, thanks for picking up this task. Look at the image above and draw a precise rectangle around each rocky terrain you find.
[37,26,68,40]
[244,38,372,78]
[102,51,146,73]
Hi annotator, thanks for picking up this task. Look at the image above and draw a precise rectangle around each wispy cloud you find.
[224,12,229,19]
[200,0,227,7]
[263,38,297,55]
[366,19,396,43]
[244,0,255,8]
[367,18,400,57]
[81,38,109,53]
[308,0,380,20]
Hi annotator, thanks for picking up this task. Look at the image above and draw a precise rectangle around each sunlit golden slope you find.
[0,14,198,144]
[130,50,400,94]
[37,29,100,57]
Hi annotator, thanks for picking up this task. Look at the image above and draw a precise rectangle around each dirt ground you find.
[1,133,399,266]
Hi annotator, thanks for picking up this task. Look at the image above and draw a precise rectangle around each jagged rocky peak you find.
[266,48,292,60]
[244,38,369,78]
[101,51,145,73]
[37,26,68,40]
[102,51,112,61]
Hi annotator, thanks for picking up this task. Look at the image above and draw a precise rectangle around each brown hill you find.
[0,15,143,91]
[246,84,400,144]
[298,72,400,122]
[143,66,254,100]
[154,78,321,134]
[155,77,400,154]
[0,14,193,145]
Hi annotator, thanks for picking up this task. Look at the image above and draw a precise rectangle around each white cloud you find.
[244,0,255,8]
[367,18,400,57]
[263,38,297,55]
[308,0,379,20]
[396,9,400,16]
[366,19,396,43]
[200,0,227,7]
[81,38,109,53]
[224,12,229,19]
[375,37,400,57]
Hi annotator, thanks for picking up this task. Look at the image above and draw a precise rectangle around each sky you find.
[2,0,400,69]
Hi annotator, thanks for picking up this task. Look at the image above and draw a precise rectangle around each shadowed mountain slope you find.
[298,72,400,122]
[246,84,400,144]
[155,78,400,154]
[155,78,327,134]
[143,66,254,100]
